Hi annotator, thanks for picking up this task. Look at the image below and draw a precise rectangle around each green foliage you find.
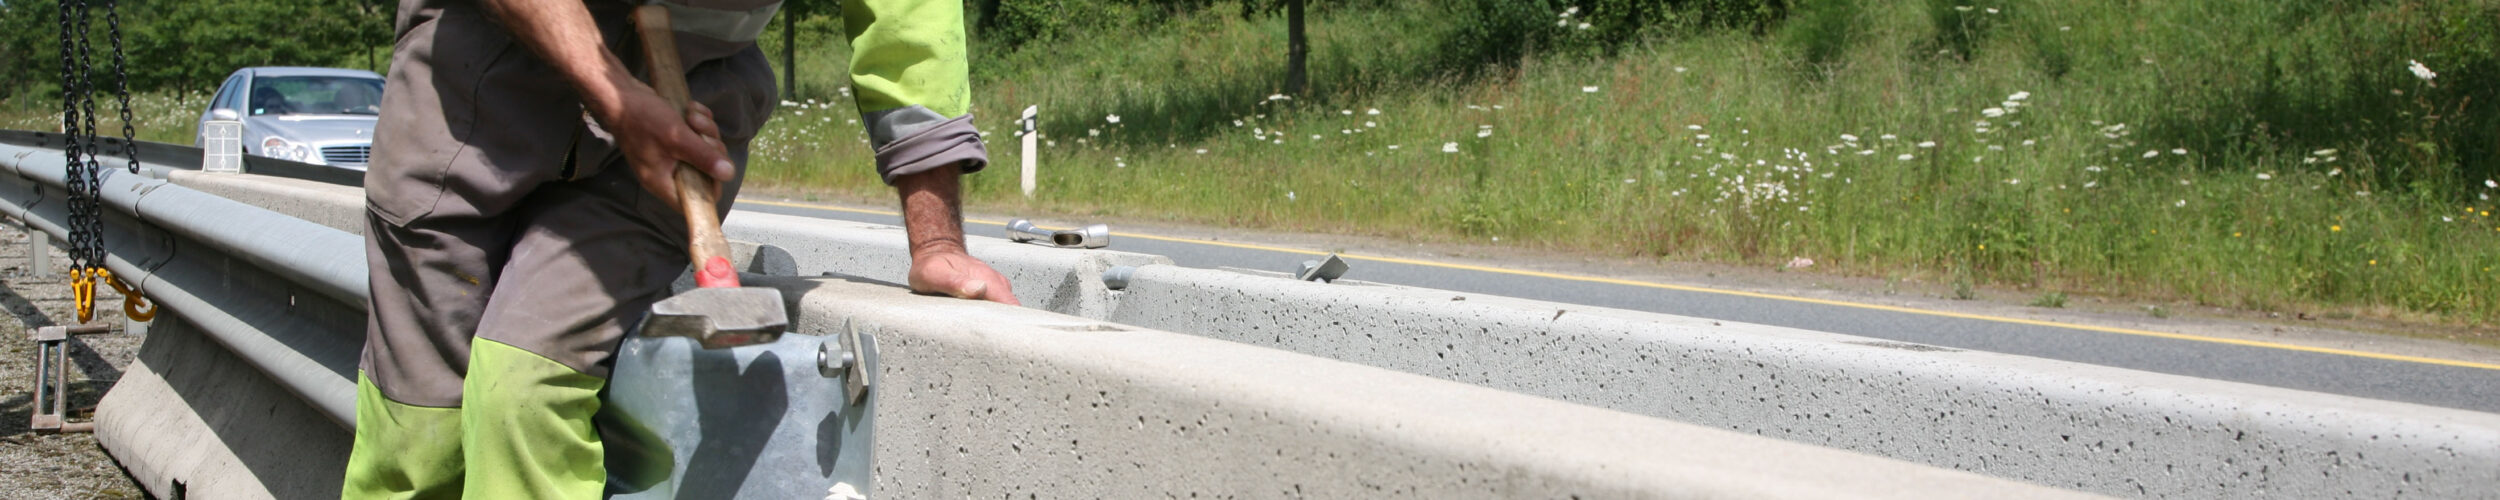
[1447,0,1560,68]
[1775,0,1859,76]
[1920,0,2006,61]
[0,0,390,101]
[2030,291,2066,308]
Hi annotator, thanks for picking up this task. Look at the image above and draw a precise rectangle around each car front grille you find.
[322,145,371,166]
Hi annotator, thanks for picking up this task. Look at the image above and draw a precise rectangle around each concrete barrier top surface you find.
[762,274,2099,499]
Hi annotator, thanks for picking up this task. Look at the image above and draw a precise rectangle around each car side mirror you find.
[210,109,240,121]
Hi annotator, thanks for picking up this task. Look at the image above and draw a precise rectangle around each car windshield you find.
[249,76,384,116]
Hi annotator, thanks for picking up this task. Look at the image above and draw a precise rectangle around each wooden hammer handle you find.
[632,5,738,288]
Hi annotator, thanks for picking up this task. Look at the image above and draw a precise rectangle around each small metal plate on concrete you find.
[603,330,874,499]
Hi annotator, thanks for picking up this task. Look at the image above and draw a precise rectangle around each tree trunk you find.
[783,12,797,99]
[1285,0,1306,95]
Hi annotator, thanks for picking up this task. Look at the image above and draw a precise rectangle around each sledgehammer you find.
[632,4,788,349]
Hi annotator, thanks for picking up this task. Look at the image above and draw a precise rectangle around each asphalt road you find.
[737,200,2500,414]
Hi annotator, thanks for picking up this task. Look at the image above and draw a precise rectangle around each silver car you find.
[194,67,385,170]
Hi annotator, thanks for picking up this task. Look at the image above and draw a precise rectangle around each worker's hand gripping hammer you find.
[632,4,790,349]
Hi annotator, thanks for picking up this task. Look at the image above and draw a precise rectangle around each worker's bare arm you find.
[896,165,1019,306]
[477,0,733,209]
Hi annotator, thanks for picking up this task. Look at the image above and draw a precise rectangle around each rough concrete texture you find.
[1100,265,2500,498]
[757,274,2093,499]
[94,314,349,499]
[724,211,1169,318]
[166,170,367,235]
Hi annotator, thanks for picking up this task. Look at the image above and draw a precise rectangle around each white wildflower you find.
[1287,191,1296,201]
[1364,121,1377,128]
[2171,148,2188,155]
[2084,181,2099,188]
[2256,173,2273,180]
[2142,150,2161,159]
[1696,134,1712,140]
[1266,94,1290,101]
[1477,128,1494,139]
[2486,179,2497,188]
[1107,114,1122,124]
[1088,128,1099,137]
[2175,199,2187,208]
[2022,140,2036,146]
[1441,142,1459,153]
[1687,124,1704,130]
[1898,154,1916,161]
[2409,60,2438,81]
[1880,134,1898,140]
[1582,86,1601,93]
[1367,108,1381,115]
[2312,149,2337,156]
[1194,148,1207,154]
[1840,134,1859,142]
[1917,141,1936,148]
[1857,149,1875,156]
[1674,66,1688,73]
[2329,168,2342,176]
[1981,108,2006,118]
[1341,110,1353,115]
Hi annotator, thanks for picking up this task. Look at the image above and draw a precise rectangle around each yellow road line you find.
[737,198,2500,372]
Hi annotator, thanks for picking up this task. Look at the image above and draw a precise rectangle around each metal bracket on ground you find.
[1295,254,1350,283]
[28,323,116,433]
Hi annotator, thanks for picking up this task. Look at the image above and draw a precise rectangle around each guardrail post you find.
[29,230,48,276]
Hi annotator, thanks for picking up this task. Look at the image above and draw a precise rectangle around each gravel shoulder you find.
[0,222,147,499]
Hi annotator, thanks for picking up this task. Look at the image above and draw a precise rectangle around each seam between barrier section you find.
[735,198,2500,372]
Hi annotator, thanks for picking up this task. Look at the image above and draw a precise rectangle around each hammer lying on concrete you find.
[631,3,787,350]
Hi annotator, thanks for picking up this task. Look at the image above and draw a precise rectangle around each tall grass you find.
[750,0,2500,325]
[4,0,2487,326]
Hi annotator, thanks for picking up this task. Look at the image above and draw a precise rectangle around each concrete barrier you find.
[749,274,2087,499]
[155,170,2500,498]
[1100,265,2500,498]
[133,162,2103,497]
[94,315,349,500]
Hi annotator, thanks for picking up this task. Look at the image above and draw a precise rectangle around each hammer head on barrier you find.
[644,287,789,349]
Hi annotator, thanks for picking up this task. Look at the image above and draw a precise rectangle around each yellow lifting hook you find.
[70,267,154,323]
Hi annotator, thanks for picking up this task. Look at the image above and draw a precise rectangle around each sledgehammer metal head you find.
[644,287,789,350]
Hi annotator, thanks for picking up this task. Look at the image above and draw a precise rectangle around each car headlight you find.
[261,137,322,164]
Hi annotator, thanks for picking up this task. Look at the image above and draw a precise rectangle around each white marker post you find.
[202,110,244,174]
[1018,105,1039,198]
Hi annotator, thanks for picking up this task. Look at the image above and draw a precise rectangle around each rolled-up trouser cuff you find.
[874,112,988,185]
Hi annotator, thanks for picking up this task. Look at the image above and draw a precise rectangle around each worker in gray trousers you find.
[343,0,1017,497]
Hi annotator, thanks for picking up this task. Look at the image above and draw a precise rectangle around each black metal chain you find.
[107,0,137,174]
[67,0,108,274]
[55,0,141,323]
